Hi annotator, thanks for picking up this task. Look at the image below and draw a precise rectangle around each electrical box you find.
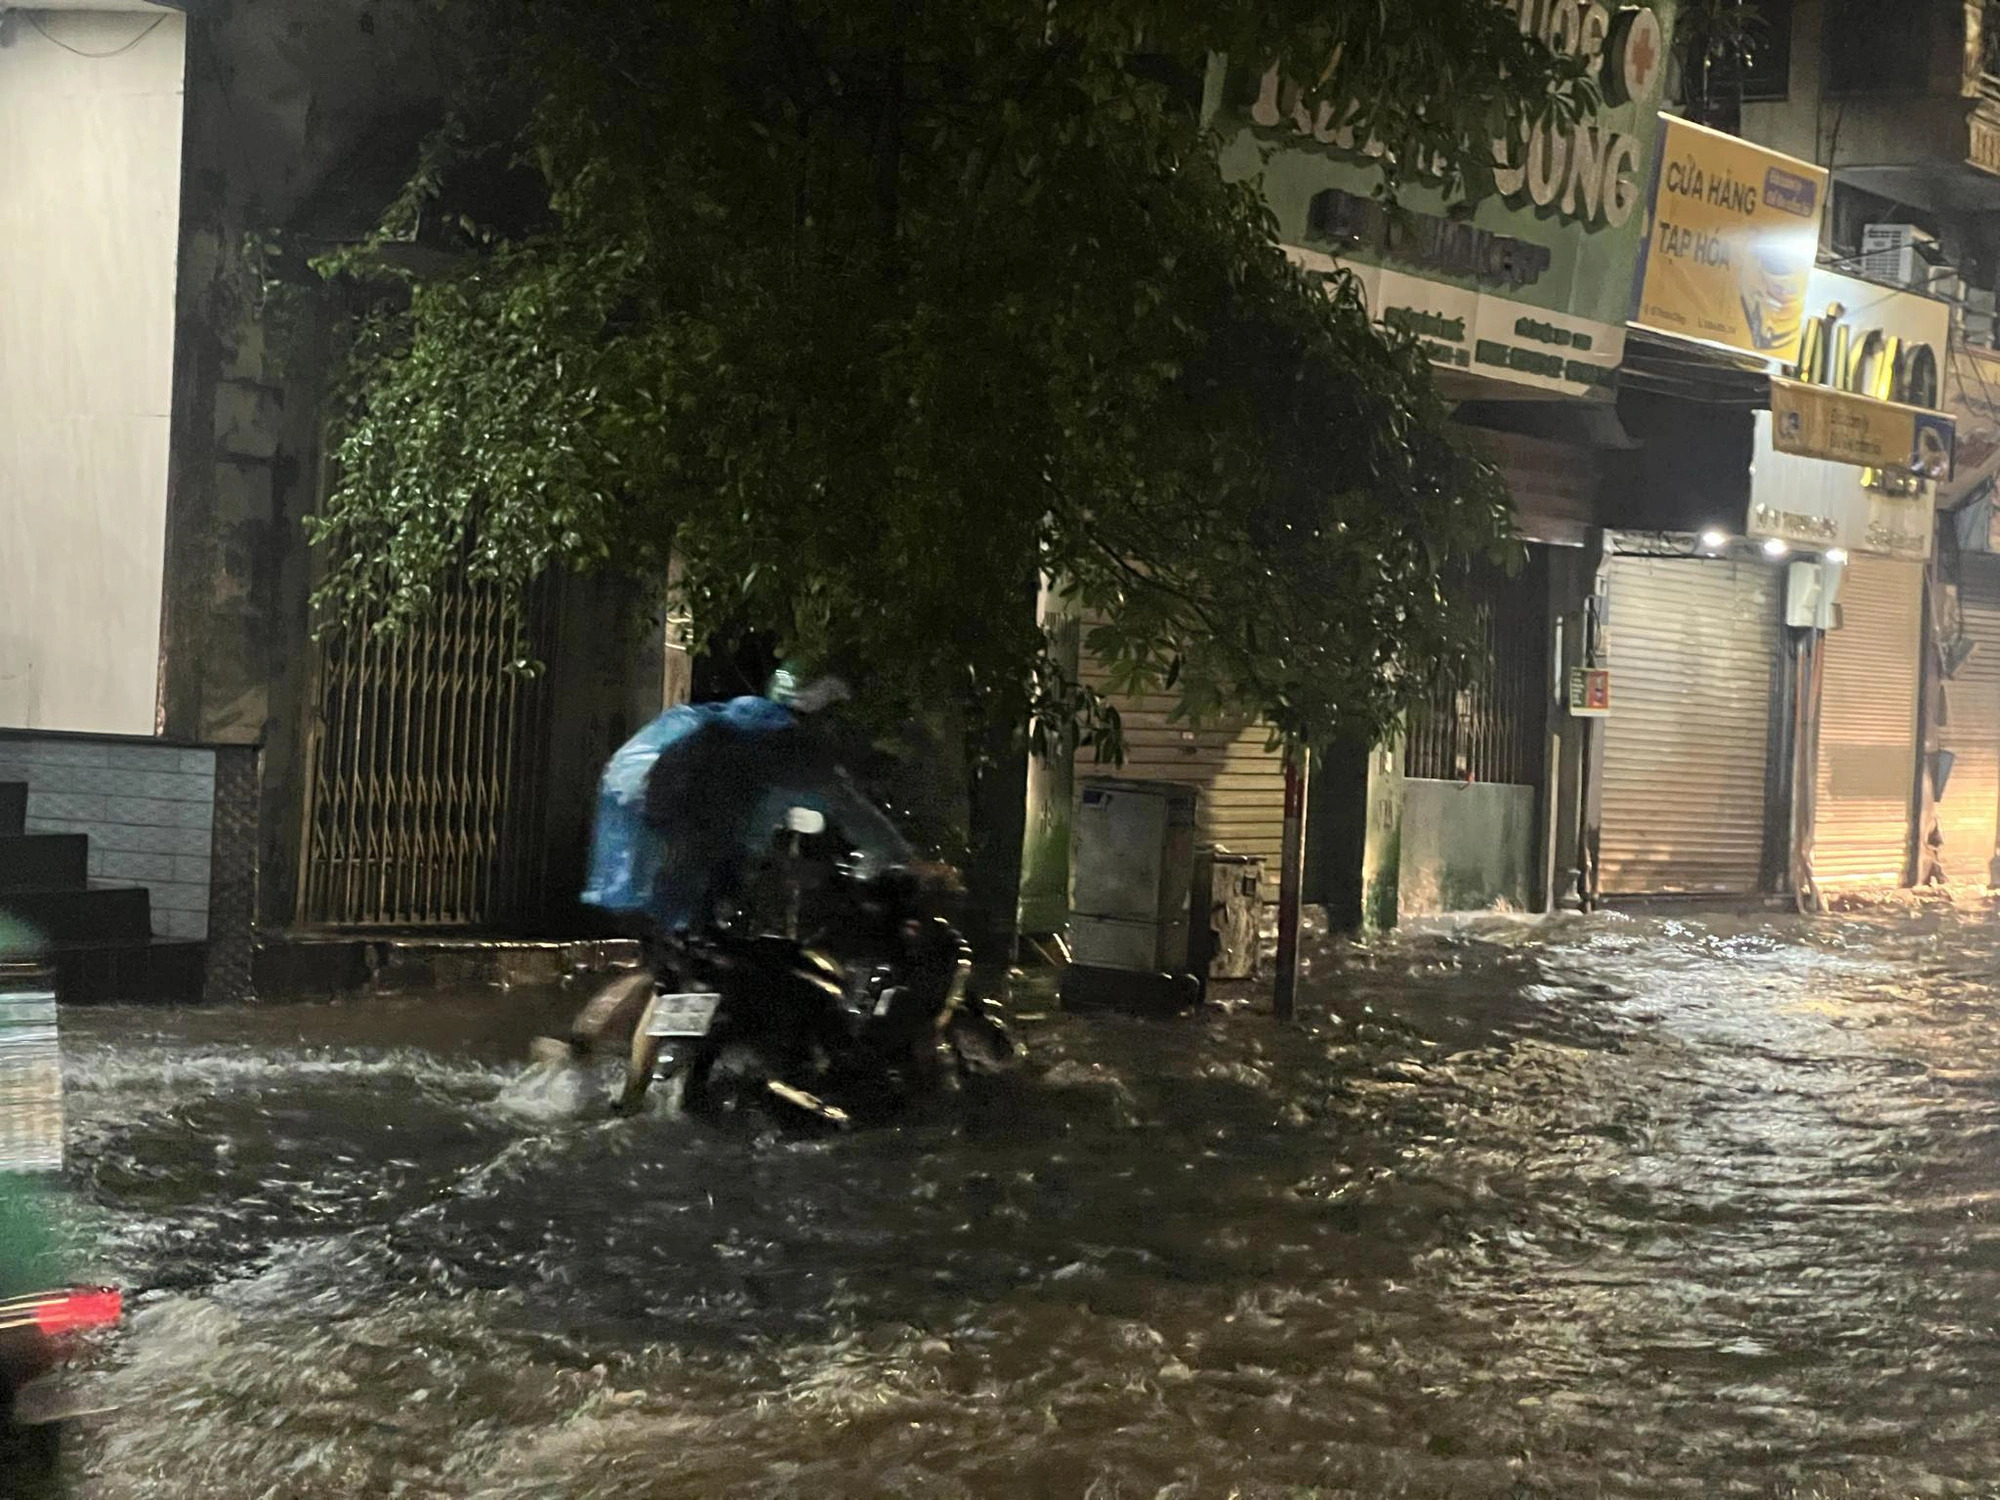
[1785,559,1844,630]
[1202,850,1264,981]
[1068,779,1197,973]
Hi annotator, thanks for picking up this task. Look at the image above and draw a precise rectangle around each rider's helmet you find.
[766,661,852,714]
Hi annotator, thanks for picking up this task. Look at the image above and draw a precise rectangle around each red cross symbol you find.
[1629,21,1660,92]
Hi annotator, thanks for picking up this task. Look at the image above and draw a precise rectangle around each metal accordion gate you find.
[1402,551,1549,787]
[295,565,559,929]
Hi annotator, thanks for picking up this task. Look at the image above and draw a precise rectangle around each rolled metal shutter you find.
[1078,656,1286,901]
[1935,557,2000,887]
[1599,555,1779,895]
[1812,556,1922,889]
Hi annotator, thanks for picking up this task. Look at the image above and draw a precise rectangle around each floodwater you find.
[43,906,2000,1497]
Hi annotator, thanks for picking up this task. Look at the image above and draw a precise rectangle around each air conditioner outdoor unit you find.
[1861,223,1941,289]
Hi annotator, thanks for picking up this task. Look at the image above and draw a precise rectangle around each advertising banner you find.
[1770,379,1955,478]
[1214,1,1677,400]
[1632,115,1828,364]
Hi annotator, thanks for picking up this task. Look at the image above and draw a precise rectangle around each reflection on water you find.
[46,908,2000,1496]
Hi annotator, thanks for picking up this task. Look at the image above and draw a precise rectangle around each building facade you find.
[1072,6,1681,928]
[1,0,669,997]
[1074,0,1992,928]
[1719,0,2000,900]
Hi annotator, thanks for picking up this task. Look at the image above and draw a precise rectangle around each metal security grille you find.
[1404,552,1549,785]
[1937,556,2000,887]
[1812,555,1922,890]
[296,568,557,928]
[1598,555,1779,896]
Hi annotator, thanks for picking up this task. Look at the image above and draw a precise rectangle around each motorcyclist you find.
[561,666,1011,1110]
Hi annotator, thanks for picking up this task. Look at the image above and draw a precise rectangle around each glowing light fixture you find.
[1762,536,1790,558]
[1699,529,1728,552]
[1824,547,1849,565]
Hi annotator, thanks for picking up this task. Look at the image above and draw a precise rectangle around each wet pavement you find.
[41,906,2000,1497]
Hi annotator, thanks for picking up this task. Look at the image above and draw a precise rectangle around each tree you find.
[307,0,1596,977]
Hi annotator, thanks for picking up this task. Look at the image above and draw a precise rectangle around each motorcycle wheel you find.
[682,1041,850,1129]
[679,1040,768,1120]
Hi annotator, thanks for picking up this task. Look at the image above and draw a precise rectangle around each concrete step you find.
[0,886,151,946]
[52,939,204,1005]
[0,834,88,894]
[0,783,24,839]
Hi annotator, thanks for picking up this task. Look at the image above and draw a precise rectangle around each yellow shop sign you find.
[1632,116,1828,363]
[1770,378,1956,479]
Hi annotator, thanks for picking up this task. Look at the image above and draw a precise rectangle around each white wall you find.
[0,10,186,734]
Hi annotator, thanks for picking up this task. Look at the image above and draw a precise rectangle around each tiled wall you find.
[0,737,217,940]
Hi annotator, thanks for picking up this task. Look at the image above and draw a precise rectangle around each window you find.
[1674,0,1794,127]
[1740,0,1794,101]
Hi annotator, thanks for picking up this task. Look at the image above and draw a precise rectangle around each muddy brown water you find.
[40,908,2000,1496]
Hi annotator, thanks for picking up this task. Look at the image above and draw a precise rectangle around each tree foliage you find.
[312,0,1593,755]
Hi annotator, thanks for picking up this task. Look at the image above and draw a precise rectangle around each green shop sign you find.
[1213,0,1677,399]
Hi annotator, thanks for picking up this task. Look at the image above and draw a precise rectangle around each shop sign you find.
[1216,0,1677,399]
[1568,667,1612,717]
[1630,115,1828,364]
[1770,379,1956,478]
[1748,268,1952,561]
[1284,251,1624,390]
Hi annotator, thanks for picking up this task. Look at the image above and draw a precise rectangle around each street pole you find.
[1273,743,1310,1021]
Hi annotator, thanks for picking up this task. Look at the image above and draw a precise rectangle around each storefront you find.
[1590,118,1830,900]
[1198,4,1676,923]
[1928,347,2000,889]
[1597,116,1952,903]
[1745,267,1948,895]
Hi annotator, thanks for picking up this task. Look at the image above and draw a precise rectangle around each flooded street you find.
[44,907,2000,1497]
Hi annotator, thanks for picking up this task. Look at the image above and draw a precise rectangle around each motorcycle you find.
[576,807,1002,1127]
[0,1271,122,1492]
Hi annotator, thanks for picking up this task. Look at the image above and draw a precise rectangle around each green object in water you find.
[0,1173,66,1299]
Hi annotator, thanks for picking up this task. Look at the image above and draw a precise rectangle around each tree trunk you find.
[958,544,1043,1005]
[1017,576,1079,937]
[962,700,1030,1004]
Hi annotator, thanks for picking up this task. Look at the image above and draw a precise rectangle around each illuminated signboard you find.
[1631,115,1829,365]
[1749,269,1952,560]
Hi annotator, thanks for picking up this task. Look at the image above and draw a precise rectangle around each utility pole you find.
[1273,743,1310,1021]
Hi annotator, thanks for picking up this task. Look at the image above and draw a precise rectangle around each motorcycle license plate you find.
[646,992,720,1039]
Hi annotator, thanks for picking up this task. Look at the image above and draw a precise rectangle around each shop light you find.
[1699,529,1729,552]
[1824,548,1849,565]
[1762,536,1790,558]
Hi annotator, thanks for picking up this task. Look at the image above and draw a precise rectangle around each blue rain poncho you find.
[580,697,912,933]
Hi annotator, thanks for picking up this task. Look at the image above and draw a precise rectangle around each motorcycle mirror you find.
[785,806,827,837]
